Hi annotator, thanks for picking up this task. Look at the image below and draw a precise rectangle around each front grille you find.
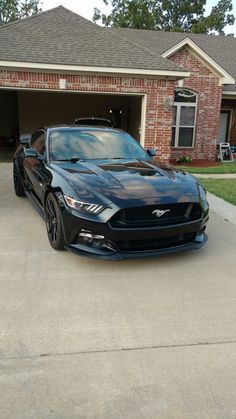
[109,203,202,229]
[116,233,196,252]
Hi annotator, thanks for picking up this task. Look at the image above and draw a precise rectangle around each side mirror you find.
[24,148,43,160]
[147,149,157,157]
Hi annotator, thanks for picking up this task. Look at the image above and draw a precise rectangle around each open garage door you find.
[0,89,144,160]
[0,91,19,160]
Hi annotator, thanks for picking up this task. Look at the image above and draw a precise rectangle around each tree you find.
[196,0,235,35]
[93,0,235,35]
[0,0,41,25]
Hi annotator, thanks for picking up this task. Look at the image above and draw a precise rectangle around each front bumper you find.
[67,233,208,260]
[61,206,209,260]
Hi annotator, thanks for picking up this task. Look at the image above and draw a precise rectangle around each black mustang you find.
[13,126,209,260]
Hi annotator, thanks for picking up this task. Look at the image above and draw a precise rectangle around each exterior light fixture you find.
[163,96,173,112]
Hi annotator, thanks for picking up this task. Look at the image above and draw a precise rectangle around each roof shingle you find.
[0,6,183,73]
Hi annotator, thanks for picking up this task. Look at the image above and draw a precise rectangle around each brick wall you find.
[0,70,175,161]
[170,46,222,161]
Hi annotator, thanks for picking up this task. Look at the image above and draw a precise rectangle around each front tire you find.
[13,161,25,197]
[45,193,65,250]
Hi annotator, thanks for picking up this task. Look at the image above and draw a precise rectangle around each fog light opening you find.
[195,230,205,243]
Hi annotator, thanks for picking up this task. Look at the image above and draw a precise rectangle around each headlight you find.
[198,185,208,211]
[199,185,207,201]
[64,195,106,214]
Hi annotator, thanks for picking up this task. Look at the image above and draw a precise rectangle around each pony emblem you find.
[152,209,170,218]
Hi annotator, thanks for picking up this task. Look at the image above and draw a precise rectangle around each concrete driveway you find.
[1,162,236,419]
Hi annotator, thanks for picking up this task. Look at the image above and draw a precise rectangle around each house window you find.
[171,89,197,148]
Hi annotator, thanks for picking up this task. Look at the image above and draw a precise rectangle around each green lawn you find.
[176,162,236,174]
[199,179,236,206]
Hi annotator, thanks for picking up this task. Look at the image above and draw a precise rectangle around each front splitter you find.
[65,234,208,261]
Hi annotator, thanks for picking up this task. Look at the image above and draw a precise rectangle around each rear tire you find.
[45,192,65,250]
[13,161,25,197]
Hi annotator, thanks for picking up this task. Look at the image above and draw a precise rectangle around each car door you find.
[24,130,48,205]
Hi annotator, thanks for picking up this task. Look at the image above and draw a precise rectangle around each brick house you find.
[0,6,236,162]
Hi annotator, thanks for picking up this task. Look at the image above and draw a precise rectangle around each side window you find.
[31,131,46,156]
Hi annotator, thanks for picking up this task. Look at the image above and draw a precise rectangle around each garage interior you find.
[0,89,143,159]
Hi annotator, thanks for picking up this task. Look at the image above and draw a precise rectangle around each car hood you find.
[51,159,200,207]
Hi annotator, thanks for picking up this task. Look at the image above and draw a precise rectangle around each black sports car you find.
[13,126,209,260]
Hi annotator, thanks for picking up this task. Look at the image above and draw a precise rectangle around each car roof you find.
[75,117,111,121]
[44,125,122,133]
[20,133,31,137]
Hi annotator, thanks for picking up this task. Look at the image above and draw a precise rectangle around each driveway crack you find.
[1,339,236,361]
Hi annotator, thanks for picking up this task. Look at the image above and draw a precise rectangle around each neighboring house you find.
[0,6,236,161]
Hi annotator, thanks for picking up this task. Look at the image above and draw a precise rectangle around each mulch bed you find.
[170,159,221,167]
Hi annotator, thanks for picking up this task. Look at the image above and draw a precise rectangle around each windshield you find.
[49,129,148,161]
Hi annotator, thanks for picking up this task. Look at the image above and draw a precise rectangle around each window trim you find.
[172,90,198,149]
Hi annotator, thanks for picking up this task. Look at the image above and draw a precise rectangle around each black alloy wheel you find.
[13,161,25,197]
[45,192,65,250]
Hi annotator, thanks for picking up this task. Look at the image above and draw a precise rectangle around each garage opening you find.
[0,89,144,161]
[0,91,19,161]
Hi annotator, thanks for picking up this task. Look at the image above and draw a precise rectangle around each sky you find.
[41,0,236,34]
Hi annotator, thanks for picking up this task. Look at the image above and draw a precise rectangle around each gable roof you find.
[0,6,188,77]
[162,37,234,85]
[112,28,236,90]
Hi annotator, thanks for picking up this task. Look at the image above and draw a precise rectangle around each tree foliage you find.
[0,0,41,25]
[93,0,235,35]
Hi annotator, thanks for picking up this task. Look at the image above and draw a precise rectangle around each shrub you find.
[176,155,192,164]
